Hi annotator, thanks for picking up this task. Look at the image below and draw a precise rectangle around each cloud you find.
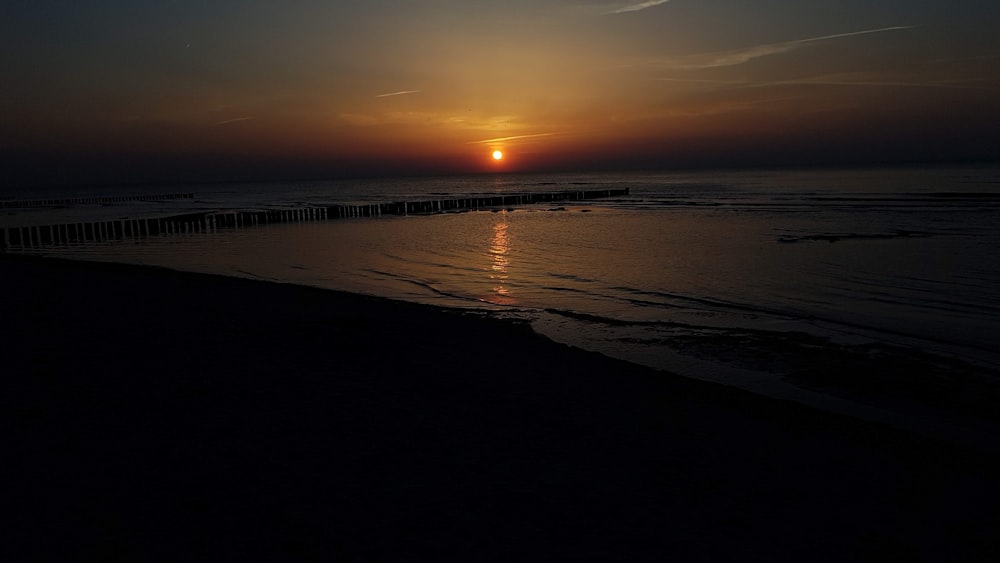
[655,26,914,70]
[339,110,454,127]
[752,78,992,90]
[654,74,993,91]
[214,116,255,126]
[468,132,562,144]
[375,90,421,98]
[607,0,670,14]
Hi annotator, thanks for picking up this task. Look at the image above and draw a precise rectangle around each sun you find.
[492,150,503,161]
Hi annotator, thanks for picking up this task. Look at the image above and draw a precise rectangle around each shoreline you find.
[5,253,1000,560]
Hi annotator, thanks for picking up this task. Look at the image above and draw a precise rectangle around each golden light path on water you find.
[488,213,512,304]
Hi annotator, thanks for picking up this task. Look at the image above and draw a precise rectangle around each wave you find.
[547,272,598,284]
[777,230,933,243]
[609,284,799,320]
[540,286,591,295]
[363,269,489,306]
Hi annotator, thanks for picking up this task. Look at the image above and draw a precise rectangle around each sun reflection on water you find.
[488,212,514,304]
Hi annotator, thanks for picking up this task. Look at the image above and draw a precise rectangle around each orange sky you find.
[2,1,999,185]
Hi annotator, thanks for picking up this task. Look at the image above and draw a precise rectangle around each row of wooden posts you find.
[1,188,628,251]
[0,192,194,209]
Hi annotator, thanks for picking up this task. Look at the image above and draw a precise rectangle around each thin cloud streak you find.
[214,116,255,126]
[743,79,992,91]
[375,90,421,98]
[468,132,562,144]
[796,26,914,44]
[607,0,670,14]
[655,26,914,70]
[654,75,993,91]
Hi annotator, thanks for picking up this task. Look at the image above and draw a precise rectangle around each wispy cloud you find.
[654,74,994,91]
[652,26,914,70]
[752,78,993,90]
[468,132,562,144]
[375,90,421,98]
[214,116,255,126]
[607,0,670,14]
[339,110,442,127]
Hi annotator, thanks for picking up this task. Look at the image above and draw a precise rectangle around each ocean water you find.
[6,166,1000,444]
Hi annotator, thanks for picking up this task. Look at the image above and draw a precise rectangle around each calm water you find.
[7,166,1000,444]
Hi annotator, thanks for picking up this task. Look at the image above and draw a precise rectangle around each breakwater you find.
[1,188,628,251]
[1,192,194,209]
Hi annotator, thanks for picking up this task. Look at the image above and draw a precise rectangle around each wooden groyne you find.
[1,192,194,209]
[1,188,628,251]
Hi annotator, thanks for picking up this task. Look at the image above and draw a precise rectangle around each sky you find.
[2,0,999,186]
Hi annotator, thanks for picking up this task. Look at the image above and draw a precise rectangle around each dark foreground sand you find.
[4,254,999,562]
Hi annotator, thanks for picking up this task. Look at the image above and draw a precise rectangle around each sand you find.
[4,253,999,561]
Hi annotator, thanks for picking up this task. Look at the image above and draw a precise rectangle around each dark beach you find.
[5,254,999,562]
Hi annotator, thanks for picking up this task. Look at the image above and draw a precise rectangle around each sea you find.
[5,165,1000,448]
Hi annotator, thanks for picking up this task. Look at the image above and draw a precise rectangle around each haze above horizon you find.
[2,0,999,187]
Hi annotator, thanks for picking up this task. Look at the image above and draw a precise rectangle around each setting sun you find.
[492,150,503,161]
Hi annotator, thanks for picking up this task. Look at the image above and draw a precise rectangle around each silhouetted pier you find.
[1,188,628,251]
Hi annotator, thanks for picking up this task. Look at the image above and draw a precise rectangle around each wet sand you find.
[4,254,999,561]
